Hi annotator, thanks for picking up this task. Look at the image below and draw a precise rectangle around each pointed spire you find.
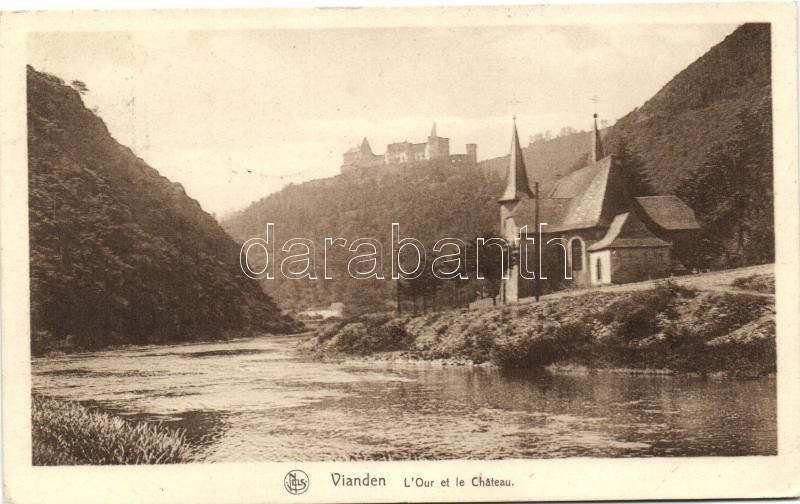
[360,137,372,155]
[591,113,604,163]
[499,118,534,203]
[430,121,437,138]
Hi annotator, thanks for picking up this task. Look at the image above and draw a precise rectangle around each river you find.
[32,335,776,461]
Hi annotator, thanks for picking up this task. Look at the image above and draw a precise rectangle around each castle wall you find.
[343,129,475,173]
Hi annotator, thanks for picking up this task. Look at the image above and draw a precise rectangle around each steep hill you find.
[606,23,773,266]
[604,23,771,193]
[27,66,298,355]
[223,23,773,310]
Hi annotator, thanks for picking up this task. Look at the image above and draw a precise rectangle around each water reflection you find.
[32,335,776,461]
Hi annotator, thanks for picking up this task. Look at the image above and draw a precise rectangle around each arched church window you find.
[597,258,602,281]
[571,239,583,271]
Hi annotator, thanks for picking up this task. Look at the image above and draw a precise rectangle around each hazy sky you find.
[28,23,737,217]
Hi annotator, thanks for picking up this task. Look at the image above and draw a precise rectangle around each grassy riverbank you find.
[307,279,775,377]
[32,395,198,465]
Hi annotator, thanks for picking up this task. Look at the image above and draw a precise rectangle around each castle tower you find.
[499,119,534,303]
[466,143,477,164]
[591,113,604,163]
[425,121,449,159]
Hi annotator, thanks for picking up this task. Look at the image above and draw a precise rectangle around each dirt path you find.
[513,264,775,305]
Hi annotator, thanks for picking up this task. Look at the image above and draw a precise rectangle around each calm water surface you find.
[32,335,776,461]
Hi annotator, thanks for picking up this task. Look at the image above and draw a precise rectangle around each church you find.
[499,115,701,303]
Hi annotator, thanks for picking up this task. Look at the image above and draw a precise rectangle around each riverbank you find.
[32,326,309,358]
[32,395,199,465]
[306,278,776,378]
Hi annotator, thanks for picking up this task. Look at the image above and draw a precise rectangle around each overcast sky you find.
[28,23,737,217]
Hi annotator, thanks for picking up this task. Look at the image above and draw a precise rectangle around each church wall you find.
[561,229,605,287]
[662,229,701,270]
[608,247,671,284]
[589,250,612,285]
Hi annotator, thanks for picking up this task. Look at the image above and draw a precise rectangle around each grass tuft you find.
[32,395,199,465]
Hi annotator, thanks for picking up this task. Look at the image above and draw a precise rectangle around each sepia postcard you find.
[1,3,799,503]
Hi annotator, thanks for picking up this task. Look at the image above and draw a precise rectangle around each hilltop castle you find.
[341,123,477,173]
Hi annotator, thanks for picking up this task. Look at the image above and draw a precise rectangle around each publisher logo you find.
[284,470,309,495]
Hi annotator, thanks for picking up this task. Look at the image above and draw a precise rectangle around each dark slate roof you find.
[588,212,670,251]
[513,198,572,232]
[547,159,603,198]
[561,156,616,229]
[499,122,535,202]
[514,156,625,232]
[634,196,701,231]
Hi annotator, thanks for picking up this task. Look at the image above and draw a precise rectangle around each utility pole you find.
[534,181,540,302]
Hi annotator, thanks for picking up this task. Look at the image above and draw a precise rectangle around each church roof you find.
[588,212,671,251]
[634,196,701,231]
[514,155,626,232]
[500,113,700,242]
[513,198,572,231]
[560,156,620,229]
[547,159,601,198]
[499,122,535,203]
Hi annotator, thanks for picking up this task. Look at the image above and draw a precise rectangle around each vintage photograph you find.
[22,18,781,467]
[1,3,797,501]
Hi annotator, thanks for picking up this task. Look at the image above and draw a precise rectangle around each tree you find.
[465,232,509,305]
[678,100,773,267]
[70,80,89,95]
[612,140,654,197]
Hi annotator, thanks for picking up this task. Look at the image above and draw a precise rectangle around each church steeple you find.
[591,113,604,163]
[499,118,534,203]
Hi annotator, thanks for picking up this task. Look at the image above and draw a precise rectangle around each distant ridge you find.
[226,23,773,309]
[479,128,602,189]
[27,66,299,354]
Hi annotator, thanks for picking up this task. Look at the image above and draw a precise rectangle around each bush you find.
[732,274,774,294]
[490,322,590,370]
[325,314,413,355]
[599,281,688,342]
[32,395,198,465]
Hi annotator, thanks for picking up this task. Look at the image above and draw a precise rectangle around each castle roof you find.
[634,196,701,231]
[498,121,535,203]
[588,212,670,251]
[345,137,375,155]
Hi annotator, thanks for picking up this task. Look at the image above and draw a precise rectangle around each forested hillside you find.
[223,160,505,312]
[224,23,773,311]
[604,23,771,192]
[479,128,601,186]
[604,23,773,266]
[28,66,299,355]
